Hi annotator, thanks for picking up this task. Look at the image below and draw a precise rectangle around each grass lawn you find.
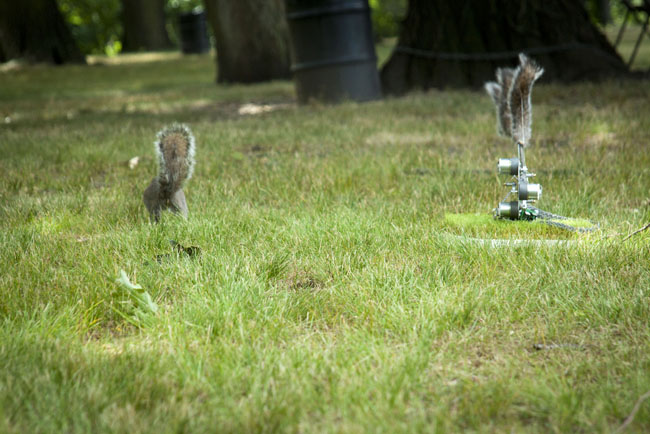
[1,39,650,433]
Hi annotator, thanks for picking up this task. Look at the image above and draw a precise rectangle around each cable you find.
[394,42,611,61]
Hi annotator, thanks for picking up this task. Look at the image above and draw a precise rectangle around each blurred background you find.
[0,0,648,96]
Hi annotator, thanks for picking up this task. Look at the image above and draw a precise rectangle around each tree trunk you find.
[0,0,84,64]
[596,0,612,24]
[121,0,172,52]
[204,0,291,83]
[381,0,628,94]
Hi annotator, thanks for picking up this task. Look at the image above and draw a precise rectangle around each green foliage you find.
[369,0,407,39]
[584,0,647,26]
[57,0,207,56]
[164,0,209,48]
[584,0,610,25]
[58,0,122,55]
[166,0,203,14]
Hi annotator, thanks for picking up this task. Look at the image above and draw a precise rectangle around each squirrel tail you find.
[496,67,514,138]
[155,123,196,194]
[484,81,503,134]
[508,54,544,147]
[484,67,515,138]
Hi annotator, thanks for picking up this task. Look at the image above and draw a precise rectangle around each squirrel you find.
[484,53,544,147]
[484,67,514,137]
[143,123,196,222]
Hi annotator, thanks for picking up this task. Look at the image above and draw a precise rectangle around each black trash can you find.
[285,0,382,104]
[178,11,210,54]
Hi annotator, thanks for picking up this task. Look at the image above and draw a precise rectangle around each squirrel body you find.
[143,123,196,222]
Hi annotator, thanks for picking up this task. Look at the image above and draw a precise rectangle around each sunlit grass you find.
[0,45,649,433]
[442,213,597,240]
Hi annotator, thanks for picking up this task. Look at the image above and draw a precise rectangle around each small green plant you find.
[112,270,159,328]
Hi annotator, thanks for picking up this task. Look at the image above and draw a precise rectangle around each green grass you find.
[443,213,598,240]
[1,45,650,433]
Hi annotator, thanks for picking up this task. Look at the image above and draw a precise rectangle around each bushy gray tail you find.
[484,67,515,137]
[485,54,543,146]
[155,123,196,194]
[508,54,544,147]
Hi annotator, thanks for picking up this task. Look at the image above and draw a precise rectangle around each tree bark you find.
[0,0,85,64]
[204,0,291,83]
[121,0,172,52]
[381,0,628,94]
